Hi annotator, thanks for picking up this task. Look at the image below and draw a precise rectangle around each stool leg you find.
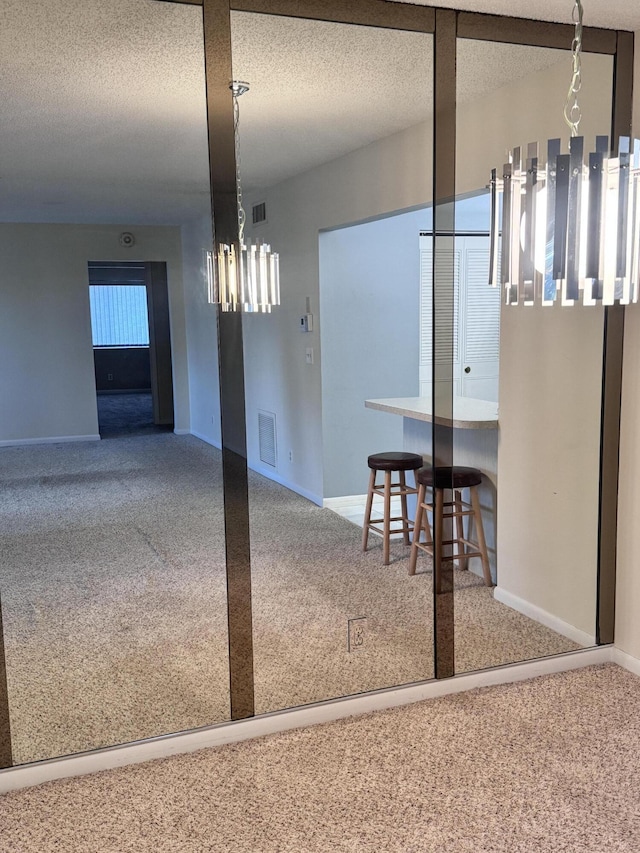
[470,485,493,587]
[399,470,411,546]
[383,470,392,565]
[423,488,434,547]
[362,469,376,552]
[409,483,426,576]
[455,489,468,571]
[434,487,444,594]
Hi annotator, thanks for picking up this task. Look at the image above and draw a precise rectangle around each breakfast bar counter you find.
[365,395,499,580]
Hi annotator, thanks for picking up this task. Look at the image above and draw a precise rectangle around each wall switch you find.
[305,347,314,364]
[107,373,113,381]
[300,313,313,332]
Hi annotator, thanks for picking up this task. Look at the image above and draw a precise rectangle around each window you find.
[89,285,149,347]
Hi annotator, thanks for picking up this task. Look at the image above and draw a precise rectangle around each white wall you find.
[242,120,434,503]
[488,54,612,639]
[614,35,640,660]
[456,55,613,197]
[0,223,188,443]
[496,302,604,637]
[241,53,612,505]
[319,208,427,498]
[181,215,221,447]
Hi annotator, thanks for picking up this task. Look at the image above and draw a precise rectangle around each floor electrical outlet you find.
[347,617,367,652]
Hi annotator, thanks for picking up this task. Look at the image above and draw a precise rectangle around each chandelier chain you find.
[564,0,583,137]
[233,91,246,244]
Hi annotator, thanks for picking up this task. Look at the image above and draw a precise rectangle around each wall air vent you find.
[258,410,277,468]
[252,201,267,225]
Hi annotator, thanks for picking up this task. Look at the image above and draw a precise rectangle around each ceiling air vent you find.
[252,201,267,225]
[258,410,277,468]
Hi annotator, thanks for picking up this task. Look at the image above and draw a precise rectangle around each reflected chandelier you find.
[208,81,280,313]
[489,0,640,307]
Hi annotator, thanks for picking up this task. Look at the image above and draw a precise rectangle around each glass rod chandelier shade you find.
[208,81,280,313]
[488,0,640,307]
[208,241,280,313]
[489,136,640,306]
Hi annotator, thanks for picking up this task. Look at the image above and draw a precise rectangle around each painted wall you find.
[496,302,604,638]
[319,197,489,500]
[488,53,612,639]
[614,36,640,662]
[241,54,612,507]
[94,347,151,392]
[456,54,613,196]
[181,215,221,447]
[319,208,427,499]
[0,223,188,444]
[241,121,434,504]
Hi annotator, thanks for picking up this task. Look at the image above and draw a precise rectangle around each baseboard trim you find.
[0,646,612,794]
[173,429,191,436]
[612,647,640,676]
[493,587,595,647]
[0,434,101,448]
[248,464,323,506]
[190,430,222,449]
[323,494,368,509]
[189,433,321,505]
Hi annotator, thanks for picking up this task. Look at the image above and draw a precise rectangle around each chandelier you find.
[489,0,640,307]
[207,81,280,313]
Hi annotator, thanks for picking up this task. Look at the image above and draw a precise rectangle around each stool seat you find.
[410,465,493,589]
[368,452,423,472]
[362,451,421,564]
[416,465,482,490]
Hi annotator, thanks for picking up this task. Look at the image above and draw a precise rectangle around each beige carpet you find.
[0,434,577,766]
[1,664,639,852]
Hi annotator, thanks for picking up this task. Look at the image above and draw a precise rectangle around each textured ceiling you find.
[231,14,564,190]
[396,0,640,30]
[0,0,626,225]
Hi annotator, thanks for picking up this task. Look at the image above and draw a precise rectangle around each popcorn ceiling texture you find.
[1,664,639,852]
[399,0,640,30]
[0,0,566,223]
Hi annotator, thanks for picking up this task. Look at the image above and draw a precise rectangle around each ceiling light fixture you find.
[489,0,639,306]
[208,81,280,313]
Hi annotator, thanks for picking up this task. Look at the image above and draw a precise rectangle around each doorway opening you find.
[88,261,174,438]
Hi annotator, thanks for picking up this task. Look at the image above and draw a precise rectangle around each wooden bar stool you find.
[362,452,423,565]
[409,465,493,590]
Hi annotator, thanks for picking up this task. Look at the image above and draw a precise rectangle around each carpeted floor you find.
[0,433,577,766]
[96,391,168,438]
[1,664,639,852]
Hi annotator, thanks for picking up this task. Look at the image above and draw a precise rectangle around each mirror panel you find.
[230,11,435,712]
[448,40,613,672]
[0,0,229,764]
[0,0,625,769]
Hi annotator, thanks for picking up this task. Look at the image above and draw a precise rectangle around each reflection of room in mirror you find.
[452,40,614,673]
[0,0,228,765]
[0,0,622,775]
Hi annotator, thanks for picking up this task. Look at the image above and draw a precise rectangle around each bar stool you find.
[362,452,423,565]
[409,465,493,590]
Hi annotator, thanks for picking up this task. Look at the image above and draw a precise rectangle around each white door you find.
[458,238,501,402]
[419,234,501,403]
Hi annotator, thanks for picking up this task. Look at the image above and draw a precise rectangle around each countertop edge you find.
[365,399,499,430]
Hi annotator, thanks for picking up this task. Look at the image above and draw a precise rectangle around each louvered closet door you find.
[458,237,501,403]
[419,234,500,402]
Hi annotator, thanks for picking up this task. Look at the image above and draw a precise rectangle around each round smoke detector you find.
[119,232,135,248]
